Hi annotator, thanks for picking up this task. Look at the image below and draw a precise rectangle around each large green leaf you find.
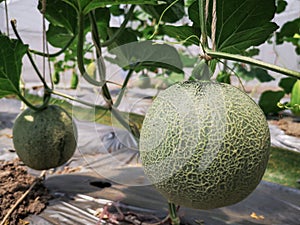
[62,0,163,14]
[105,41,183,73]
[189,0,278,54]
[213,0,278,53]
[39,0,77,34]
[0,33,28,98]
[42,1,110,49]
[46,24,75,48]
[39,0,77,49]
[94,7,111,42]
[106,27,139,50]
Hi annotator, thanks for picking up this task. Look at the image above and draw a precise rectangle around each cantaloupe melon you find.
[13,105,77,170]
[140,80,270,209]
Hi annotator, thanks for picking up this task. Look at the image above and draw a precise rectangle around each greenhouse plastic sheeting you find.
[1,97,300,225]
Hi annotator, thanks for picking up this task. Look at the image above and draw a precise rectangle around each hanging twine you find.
[211,0,217,51]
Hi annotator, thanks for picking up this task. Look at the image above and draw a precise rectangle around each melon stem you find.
[168,202,180,225]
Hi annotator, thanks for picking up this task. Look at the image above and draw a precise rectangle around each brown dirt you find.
[0,159,52,225]
[271,117,300,138]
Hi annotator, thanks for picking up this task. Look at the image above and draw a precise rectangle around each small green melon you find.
[13,105,77,170]
[140,81,270,209]
[290,80,300,116]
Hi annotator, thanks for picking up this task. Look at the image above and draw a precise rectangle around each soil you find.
[270,117,300,138]
[0,159,52,225]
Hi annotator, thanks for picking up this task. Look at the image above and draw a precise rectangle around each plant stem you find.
[102,5,135,47]
[11,19,51,111]
[16,93,43,111]
[205,49,300,79]
[48,89,108,110]
[168,202,180,225]
[29,36,76,57]
[76,11,140,140]
[199,0,208,49]
[11,20,50,90]
[4,0,9,36]
[89,11,113,105]
[77,13,104,87]
[114,69,134,108]
[77,13,87,76]
[111,106,140,141]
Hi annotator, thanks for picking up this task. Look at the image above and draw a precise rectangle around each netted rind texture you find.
[13,105,77,170]
[140,81,270,209]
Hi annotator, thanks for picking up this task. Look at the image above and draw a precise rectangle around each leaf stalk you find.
[205,49,300,79]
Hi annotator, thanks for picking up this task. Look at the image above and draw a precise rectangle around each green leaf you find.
[243,48,260,57]
[216,71,231,84]
[189,60,211,81]
[276,0,287,14]
[40,0,77,49]
[0,34,28,98]
[276,18,300,44]
[276,18,300,53]
[159,25,200,45]
[107,27,139,50]
[105,41,183,73]
[141,0,185,23]
[109,5,125,16]
[235,64,255,81]
[259,90,285,115]
[188,1,199,27]
[93,7,111,42]
[39,0,77,34]
[212,0,279,54]
[279,77,297,94]
[62,0,163,14]
[252,67,275,82]
[46,24,75,48]
[235,64,275,82]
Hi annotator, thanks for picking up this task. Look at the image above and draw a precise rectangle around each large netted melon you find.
[13,105,77,170]
[140,80,270,209]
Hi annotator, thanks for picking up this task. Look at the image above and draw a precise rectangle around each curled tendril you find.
[277,102,300,110]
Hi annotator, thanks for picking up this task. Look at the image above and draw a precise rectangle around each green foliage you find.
[279,77,297,94]
[189,0,278,54]
[259,90,285,115]
[276,0,288,14]
[159,25,200,46]
[276,18,300,54]
[105,41,183,73]
[216,71,231,84]
[236,64,275,82]
[0,33,28,98]
[52,71,60,85]
[212,0,278,53]
[141,0,185,23]
[70,72,79,89]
